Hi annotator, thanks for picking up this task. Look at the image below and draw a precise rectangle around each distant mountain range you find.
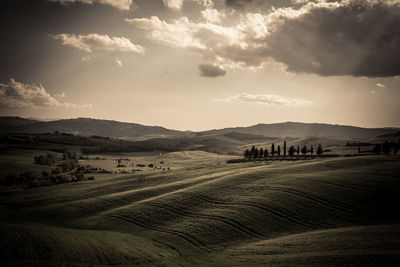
[0,116,398,140]
[0,117,180,138]
[203,122,398,140]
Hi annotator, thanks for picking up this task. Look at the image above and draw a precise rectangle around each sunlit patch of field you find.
[82,150,238,173]
[1,155,400,266]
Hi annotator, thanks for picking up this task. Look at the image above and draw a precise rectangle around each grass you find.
[1,153,400,266]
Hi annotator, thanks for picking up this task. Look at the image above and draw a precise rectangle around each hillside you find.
[0,117,181,138]
[0,116,37,128]
[1,155,399,265]
[1,117,398,140]
[203,122,398,139]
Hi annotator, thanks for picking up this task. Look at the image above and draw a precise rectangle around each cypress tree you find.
[264,149,269,158]
[301,145,307,156]
[271,143,275,158]
[259,148,264,158]
[250,145,256,158]
[284,141,287,157]
[382,140,391,154]
[254,148,259,158]
[244,149,250,158]
[317,144,323,156]
[288,146,295,157]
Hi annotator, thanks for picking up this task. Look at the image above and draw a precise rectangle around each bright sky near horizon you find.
[0,0,399,131]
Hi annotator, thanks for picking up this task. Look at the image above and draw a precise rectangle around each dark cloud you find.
[225,0,292,11]
[225,0,252,10]
[199,64,226,77]
[266,1,400,77]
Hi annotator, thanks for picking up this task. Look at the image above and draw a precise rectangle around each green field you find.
[1,153,400,266]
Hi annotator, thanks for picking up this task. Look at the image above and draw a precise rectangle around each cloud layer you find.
[51,33,144,54]
[130,0,400,77]
[51,0,133,10]
[215,93,312,106]
[266,1,400,77]
[0,79,91,109]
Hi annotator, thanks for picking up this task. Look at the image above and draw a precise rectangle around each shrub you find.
[51,168,60,175]
[62,151,81,160]
[59,160,79,172]
[5,174,16,186]
[373,144,381,154]
[382,140,391,154]
[34,153,59,165]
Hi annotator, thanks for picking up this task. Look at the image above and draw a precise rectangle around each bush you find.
[62,151,81,160]
[51,168,60,175]
[5,174,17,186]
[75,174,85,181]
[34,153,59,165]
[59,160,79,172]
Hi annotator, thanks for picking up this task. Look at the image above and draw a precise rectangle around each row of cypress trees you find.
[372,140,399,154]
[244,141,323,159]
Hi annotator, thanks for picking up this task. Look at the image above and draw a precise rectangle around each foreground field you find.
[1,155,400,266]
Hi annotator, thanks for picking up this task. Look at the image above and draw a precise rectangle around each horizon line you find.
[2,115,399,132]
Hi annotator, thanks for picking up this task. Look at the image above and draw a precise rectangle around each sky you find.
[0,0,399,131]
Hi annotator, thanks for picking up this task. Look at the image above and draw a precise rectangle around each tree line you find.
[372,140,399,154]
[244,141,323,159]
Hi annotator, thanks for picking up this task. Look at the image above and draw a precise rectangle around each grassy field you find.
[1,153,400,266]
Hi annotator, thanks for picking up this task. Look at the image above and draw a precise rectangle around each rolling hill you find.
[1,117,397,140]
[1,155,399,265]
[203,122,398,139]
[0,117,181,138]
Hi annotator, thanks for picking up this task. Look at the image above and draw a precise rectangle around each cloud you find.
[376,83,385,88]
[51,33,144,54]
[215,93,312,106]
[115,58,123,66]
[131,0,400,77]
[163,0,183,10]
[50,0,133,10]
[225,0,252,10]
[54,92,66,98]
[201,8,225,23]
[162,0,214,10]
[126,16,206,49]
[0,79,92,109]
[81,56,91,62]
[126,15,255,60]
[199,64,226,77]
[264,1,400,77]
